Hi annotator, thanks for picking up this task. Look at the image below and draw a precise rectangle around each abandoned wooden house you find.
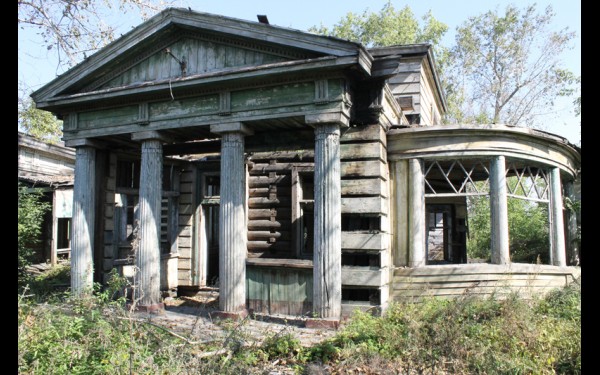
[18,132,75,265]
[31,8,581,323]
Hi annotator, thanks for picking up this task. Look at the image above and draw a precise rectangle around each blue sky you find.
[18,0,581,144]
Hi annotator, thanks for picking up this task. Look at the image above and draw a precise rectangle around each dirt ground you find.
[132,290,341,374]
[139,289,339,348]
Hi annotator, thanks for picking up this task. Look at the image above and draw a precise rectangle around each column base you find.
[212,309,249,321]
[305,318,340,330]
[129,302,165,314]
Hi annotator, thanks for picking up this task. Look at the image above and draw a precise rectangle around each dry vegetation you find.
[18,264,581,374]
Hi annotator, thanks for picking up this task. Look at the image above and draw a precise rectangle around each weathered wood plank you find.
[392,287,515,298]
[341,232,388,250]
[247,231,291,241]
[341,160,388,179]
[342,267,385,287]
[248,197,291,207]
[178,203,194,215]
[249,187,291,197]
[178,236,192,248]
[247,240,292,250]
[392,264,580,277]
[246,258,313,269]
[248,175,290,187]
[231,82,315,111]
[248,208,291,219]
[340,142,386,161]
[248,220,291,230]
[180,171,195,182]
[78,105,138,129]
[249,163,309,174]
[393,273,568,284]
[149,95,220,121]
[341,124,386,142]
[178,226,192,237]
[341,196,387,215]
[178,214,193,225]
[341,178,387,197]
[180,182,193,193]
[394,278,568,290]
[178,258,192,270]
[177,247,191,260]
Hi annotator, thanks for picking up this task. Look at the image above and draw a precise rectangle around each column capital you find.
[64,138,104,149]
[211,122,254,136]
[131,130,171,143]
[305,112,349,128]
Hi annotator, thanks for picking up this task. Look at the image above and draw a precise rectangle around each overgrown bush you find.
[18,183,51,281]
[18,270,581,374]
[313,284,581,374]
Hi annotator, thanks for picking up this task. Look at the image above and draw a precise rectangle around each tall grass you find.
[317,280,581,374]
[18,267,581,374]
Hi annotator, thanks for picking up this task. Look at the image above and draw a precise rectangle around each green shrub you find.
[18,273,581,374]
[18,183,51,282]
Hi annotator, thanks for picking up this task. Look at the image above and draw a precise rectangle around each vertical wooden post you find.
[312,123,342,319]
[132,131,166,312]
[408,158,426,267]
[550,167,567,266]
[564,181,580,266]
[50,190,58,266]
[210,122,253,316]
[392,160,409,266]
[69,144,96,297]
[490,156,510,264]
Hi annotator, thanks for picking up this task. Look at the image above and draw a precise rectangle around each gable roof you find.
[32,8,372,110]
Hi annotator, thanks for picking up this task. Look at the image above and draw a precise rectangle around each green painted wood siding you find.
[247,266,313,316]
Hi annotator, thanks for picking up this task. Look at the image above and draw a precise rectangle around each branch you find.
[117,316,218,345]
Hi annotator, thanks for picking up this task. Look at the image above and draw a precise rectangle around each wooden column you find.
[391,160,409,267]
[210,122,253,315]
[50,191,58,266]
[132,131,166,312]
[408,158,426,267]
[550,167,567,266]
[564,181,580,266]
[312,123,342,319]
[68,143,96,297]
[490,156,509,264]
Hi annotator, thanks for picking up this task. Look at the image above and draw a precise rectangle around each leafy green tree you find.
[467,178,550,263]
[18,96,63,144]
[447,3,578,127]
[18,183,51,279]
[308,2,449,72]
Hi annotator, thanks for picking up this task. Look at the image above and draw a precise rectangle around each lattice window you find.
[424,160,490,196]
[505,163,549,202]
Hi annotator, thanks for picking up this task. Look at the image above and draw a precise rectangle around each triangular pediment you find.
[32,8,366,106]
[91,34,303,92]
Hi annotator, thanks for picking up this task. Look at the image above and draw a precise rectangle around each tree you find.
[18,184,51,279]
[18,82,62,143]
[447,3,578,127]
[18,0,174,141]
[18,0,172,69]
[308,2,449,72]
[466,178,550,264]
